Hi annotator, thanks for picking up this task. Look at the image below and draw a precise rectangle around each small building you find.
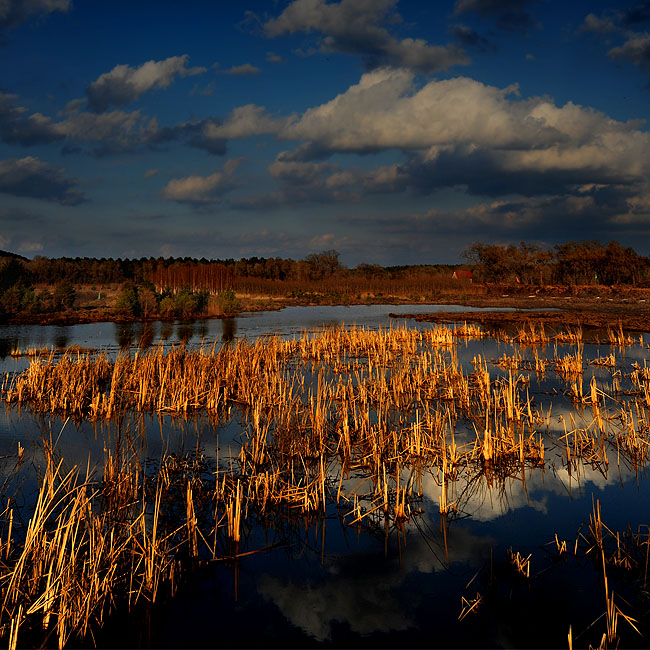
[452,269,473,282]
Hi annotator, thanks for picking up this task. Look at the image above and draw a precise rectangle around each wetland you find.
[1,305,650,648]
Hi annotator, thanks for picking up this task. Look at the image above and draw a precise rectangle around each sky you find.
[1,0,650,266]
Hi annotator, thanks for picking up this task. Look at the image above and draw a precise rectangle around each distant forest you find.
[0,248,457,298]
[2,240,646,285]
[0,240,648,318]
[1,240,647,288]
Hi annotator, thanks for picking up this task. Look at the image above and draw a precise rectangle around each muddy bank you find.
[391,303,650,333]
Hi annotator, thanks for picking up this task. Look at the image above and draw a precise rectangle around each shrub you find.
[52,280,77,310]
[217,288,241,316]
[159,296,176,318]
[116,283,141,317]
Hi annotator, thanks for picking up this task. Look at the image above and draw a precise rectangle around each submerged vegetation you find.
[2,320,650,646]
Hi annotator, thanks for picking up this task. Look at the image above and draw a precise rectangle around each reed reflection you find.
[221,317,237,343]
[160,321,174,340]
[177,323,194,344]
[114,322,134,349]
[0,338,18,359]
[196,320,209,341]
[136,322,155,349]
[53,327,69,350]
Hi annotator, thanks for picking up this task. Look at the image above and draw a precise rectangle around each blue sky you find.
[1,0,650,265]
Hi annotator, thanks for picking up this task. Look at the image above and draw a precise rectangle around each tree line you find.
[0,250,453,293]
[2,240,647,319]
[463,240,649,285]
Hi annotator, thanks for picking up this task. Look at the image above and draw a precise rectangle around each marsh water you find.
[2,305,650,648]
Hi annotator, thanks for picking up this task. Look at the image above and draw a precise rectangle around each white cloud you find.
[280,69,563,153]
[203,104,291,140]
[86,55,206,112]
[278,69,650,184]
[264,0,468,73]
[161,158,242,205]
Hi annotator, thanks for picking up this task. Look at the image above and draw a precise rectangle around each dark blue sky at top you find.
[1,0,649,265]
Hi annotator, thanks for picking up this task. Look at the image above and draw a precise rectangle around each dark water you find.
[2,306,649,648]
[0,304,520,373]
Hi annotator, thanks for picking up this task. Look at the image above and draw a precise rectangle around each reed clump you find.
[516,322,549,347]
[607,324,634,347]
[1,325,555,536]
[0,441,177,650]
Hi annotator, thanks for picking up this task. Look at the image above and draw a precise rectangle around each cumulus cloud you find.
[279,69,562,154]
[611,183,650,223]
[227,69,649,221]
[608,32,650,72]
[202,104,291,140]
[0,92,63,145]
[58,107,161,155]
[278,70,650,180]
[161,158,242,205]
[264,0,469,73]
[581,5,650,74]
[454,0,539,32]
[382,144,644,199]
[0,91,201,155]
[86,55,206,113]
[582,4,650,34]
[0,0,69,31]
[340,183,640,246]
[0,156,85,204]
[233,151,373,209]
[154,117,228,156]
[268,158,337,184]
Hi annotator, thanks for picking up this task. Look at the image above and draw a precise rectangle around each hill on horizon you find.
[0,250,28,262]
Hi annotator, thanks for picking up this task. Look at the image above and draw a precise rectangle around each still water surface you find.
[1,305,649,648]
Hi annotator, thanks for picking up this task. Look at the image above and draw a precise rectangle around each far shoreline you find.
[3,284,650,331]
